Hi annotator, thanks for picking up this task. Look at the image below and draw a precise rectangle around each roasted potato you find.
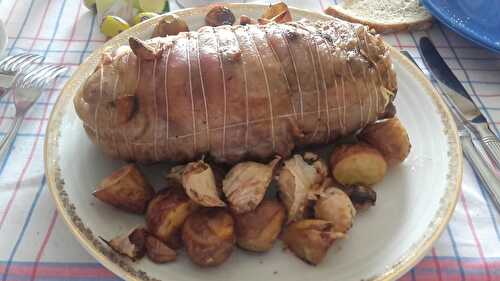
[93,164,154,214]
[234,200,286,252]
[145,235,176,263]
[152,14,189,37]
[101,227,148,261]
[282,220,344,265]
[146,187,198,246]
[314,188,356,233]
[182,208,235,267]
[330,143,387,186]
[260,2,292,23]
[182,161,226,207]
[223,157,280,214]
[205,5,235,27]
[359,117,411,166]
[342,185,377,211]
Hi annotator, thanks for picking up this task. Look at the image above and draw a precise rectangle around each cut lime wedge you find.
[139,0,167,13]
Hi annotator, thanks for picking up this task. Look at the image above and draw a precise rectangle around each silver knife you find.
[401,50,500,211]
[418,37,500,172]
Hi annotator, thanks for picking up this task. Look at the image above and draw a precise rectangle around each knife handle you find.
[471,123,500,171]
[461,133,500,212]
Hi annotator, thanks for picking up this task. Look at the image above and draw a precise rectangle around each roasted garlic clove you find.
[282,220,344,265]
[145,235,176,263]
[223,157,280,214]
[314,188,356,233]
[146,188,198,245]
[182,208,235,267]
[234,200,286,252]
[181,161,225,207]
[93,164,154,214]
[101,227,148,261]
[342,185,377,211]
[277,155,323,223]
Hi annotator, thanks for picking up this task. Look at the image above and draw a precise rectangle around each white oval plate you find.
[45,4,462,281]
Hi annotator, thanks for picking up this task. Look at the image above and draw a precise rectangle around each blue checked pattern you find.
[0,0,499,280]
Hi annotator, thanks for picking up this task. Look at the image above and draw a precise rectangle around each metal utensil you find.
[401,50,500,212]
[418,37,500,171]
[0,53,44,98]
[0,64,67,160]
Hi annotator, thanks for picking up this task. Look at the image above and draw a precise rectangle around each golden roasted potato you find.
[152,14,189,37]
[205,5,235,27]
[234,200,286,252]
[330,143,387,186]
[282,220,344,265]
[182,208,235,267]
[146,188,198,246]
[145,235,176,263]
[93,164,154,214]
[359,117,411,166]
[101,227,148,261]
[314,188,356,233]
[342,185,377,211]
[260,2,292,23]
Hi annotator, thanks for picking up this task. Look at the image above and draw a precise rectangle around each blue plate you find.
[422,0,500,53]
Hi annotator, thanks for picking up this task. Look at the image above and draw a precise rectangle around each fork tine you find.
[7,54,43,73]
[19,65,54,88]
[32,65,66,88]
[22,65,60,88]
[34,66,67,88]
[9,55,43,72]
[0,53,32,72]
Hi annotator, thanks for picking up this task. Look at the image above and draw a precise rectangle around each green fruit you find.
[84,0,97,12]
[132,0,141,9]
[139,0,167,13]
[101,15,130,38]
[133,12,159,25]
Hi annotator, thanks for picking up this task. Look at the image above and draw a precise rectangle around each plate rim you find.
[422,0,500,53]
[44,3,463,281]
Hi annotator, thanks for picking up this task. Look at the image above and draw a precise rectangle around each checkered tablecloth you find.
[0,0,499,280]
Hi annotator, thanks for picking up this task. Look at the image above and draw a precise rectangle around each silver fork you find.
[0,53,44,98]
[0,64,67,160]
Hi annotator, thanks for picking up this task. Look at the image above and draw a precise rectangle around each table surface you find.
[0,0,499,280]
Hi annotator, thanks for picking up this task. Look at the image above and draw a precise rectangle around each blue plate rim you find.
[422,0,500,53]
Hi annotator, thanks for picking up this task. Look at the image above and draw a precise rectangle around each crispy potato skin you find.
[330,143,387,186]
[152,14,189,37]
[93,164,154,214]
[359,117,411,166]
[145,235,176,263]
[234,200,286,252]
[146,188,198,245]
[282,220,344,265]
[182,208,235,267]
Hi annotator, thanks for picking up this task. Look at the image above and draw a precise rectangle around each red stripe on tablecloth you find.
[29,211,58,281]
[0,264,114,278]
[29,2,84,278]
[460,193,492,280]
[0,0,54,230]
[431,248,443,281]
